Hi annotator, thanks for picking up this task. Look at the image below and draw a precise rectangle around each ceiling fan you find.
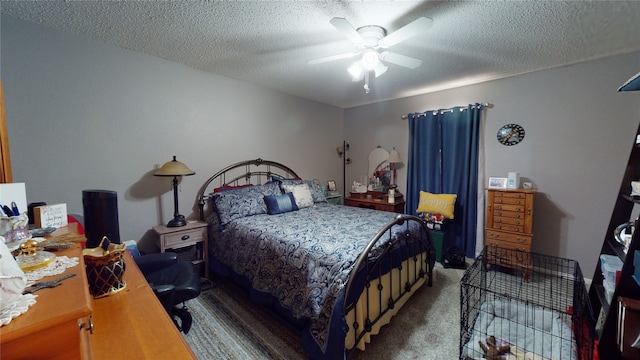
[308,17,433,93]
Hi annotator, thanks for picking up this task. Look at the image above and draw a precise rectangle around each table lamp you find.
[154,156,195,227]
[387,148,403,189]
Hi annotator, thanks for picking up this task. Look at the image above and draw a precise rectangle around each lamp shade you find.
[154,156,195,176]
[387,148,403,165]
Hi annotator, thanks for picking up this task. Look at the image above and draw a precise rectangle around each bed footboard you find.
[344,214,435,353]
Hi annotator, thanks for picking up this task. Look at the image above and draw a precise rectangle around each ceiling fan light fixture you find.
[348,62,364,81]
[361,48,379,71]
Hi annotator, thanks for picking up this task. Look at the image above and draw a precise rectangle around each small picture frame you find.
[488,177,508,189]
[327,180,337,192]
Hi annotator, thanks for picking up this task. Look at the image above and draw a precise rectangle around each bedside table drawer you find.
[162,227,206,248]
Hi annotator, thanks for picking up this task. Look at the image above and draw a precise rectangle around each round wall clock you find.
[497,123,525,146]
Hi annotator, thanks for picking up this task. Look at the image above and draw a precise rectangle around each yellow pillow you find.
[416,191,457,219]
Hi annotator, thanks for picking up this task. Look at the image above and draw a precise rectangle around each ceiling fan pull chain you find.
[364,71,371,93]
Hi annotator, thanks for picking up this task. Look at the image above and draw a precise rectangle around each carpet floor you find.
[183,264,464,359]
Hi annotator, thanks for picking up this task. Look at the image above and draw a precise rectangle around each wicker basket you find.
[83,236,126,298]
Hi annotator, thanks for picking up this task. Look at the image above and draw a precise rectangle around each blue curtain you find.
[406,104,482,257]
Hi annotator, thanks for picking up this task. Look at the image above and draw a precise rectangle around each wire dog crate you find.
[460,247,594,360]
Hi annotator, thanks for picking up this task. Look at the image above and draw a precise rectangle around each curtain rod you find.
[400,102,492,120]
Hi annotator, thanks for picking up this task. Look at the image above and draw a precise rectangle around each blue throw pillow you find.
[264,193,299,215]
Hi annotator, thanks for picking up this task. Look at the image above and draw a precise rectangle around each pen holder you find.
[83,236,127,298]
[0,213,30,244]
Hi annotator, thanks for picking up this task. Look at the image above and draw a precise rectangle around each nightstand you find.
[325,193,343,205]
[153,220,208,279]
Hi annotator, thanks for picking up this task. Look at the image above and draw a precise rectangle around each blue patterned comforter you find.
[208,202,419,354]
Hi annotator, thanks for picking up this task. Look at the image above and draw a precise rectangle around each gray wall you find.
[3,14,640,276]
[1,16,345,252]
[344,51,640,276]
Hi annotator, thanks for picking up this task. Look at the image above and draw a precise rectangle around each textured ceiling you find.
[2,1,640,108]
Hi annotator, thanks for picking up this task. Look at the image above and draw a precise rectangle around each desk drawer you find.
[162,227,205,249]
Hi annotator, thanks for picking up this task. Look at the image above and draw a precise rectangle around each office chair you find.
[134,252,201,334]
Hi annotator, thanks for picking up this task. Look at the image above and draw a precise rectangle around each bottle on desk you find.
[388,188,395,204]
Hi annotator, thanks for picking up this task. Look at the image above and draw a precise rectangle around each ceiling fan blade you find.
[330,17,365,45]
[378,17,433,48]
[380,51,423,69]
[307,52,359,65]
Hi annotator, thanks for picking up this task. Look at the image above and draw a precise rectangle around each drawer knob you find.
[181,234,190,241]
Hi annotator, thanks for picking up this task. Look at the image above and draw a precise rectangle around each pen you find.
[2,205,13,217]
[11,201,19,216]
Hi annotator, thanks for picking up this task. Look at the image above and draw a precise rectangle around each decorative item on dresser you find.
[484,188,536,282]
[343,190,405,213]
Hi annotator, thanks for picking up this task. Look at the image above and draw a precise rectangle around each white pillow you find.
[283,183,314,208]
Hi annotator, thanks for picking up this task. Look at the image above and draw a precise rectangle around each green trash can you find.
[428,229,448,263]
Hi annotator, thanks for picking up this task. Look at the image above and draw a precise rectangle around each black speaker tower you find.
[82,189,121,248]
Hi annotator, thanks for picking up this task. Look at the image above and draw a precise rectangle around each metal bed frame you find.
[197,158,436,354]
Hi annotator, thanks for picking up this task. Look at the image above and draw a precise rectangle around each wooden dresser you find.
[1,224,196,359]
[344,191,405,213]
[485,188,536,280]
[1,225,94,359]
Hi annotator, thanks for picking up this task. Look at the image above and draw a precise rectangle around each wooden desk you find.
[344,191,405,213]
[1,224,196,359]
[1,224,93,359]
[92,251,196,359]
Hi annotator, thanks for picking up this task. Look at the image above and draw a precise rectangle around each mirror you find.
[368,146,389,179]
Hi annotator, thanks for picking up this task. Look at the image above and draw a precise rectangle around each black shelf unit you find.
[588,124,640,357]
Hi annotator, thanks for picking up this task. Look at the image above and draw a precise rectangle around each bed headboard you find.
[197,158,299,220]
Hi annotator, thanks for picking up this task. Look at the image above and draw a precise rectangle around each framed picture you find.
[327,180,337,192]
[488,177,508,189]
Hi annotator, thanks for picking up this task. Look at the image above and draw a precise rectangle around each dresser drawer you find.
[493,216,525,227]
[343,196,405,213]
[492,196,526,206]
[493,191,526,200]
[492,215,526,233]
[485,230,531,249]
[490,222,525,233]
[493,203,526,213]
[161,227,206,248]
[494,210,524,219]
